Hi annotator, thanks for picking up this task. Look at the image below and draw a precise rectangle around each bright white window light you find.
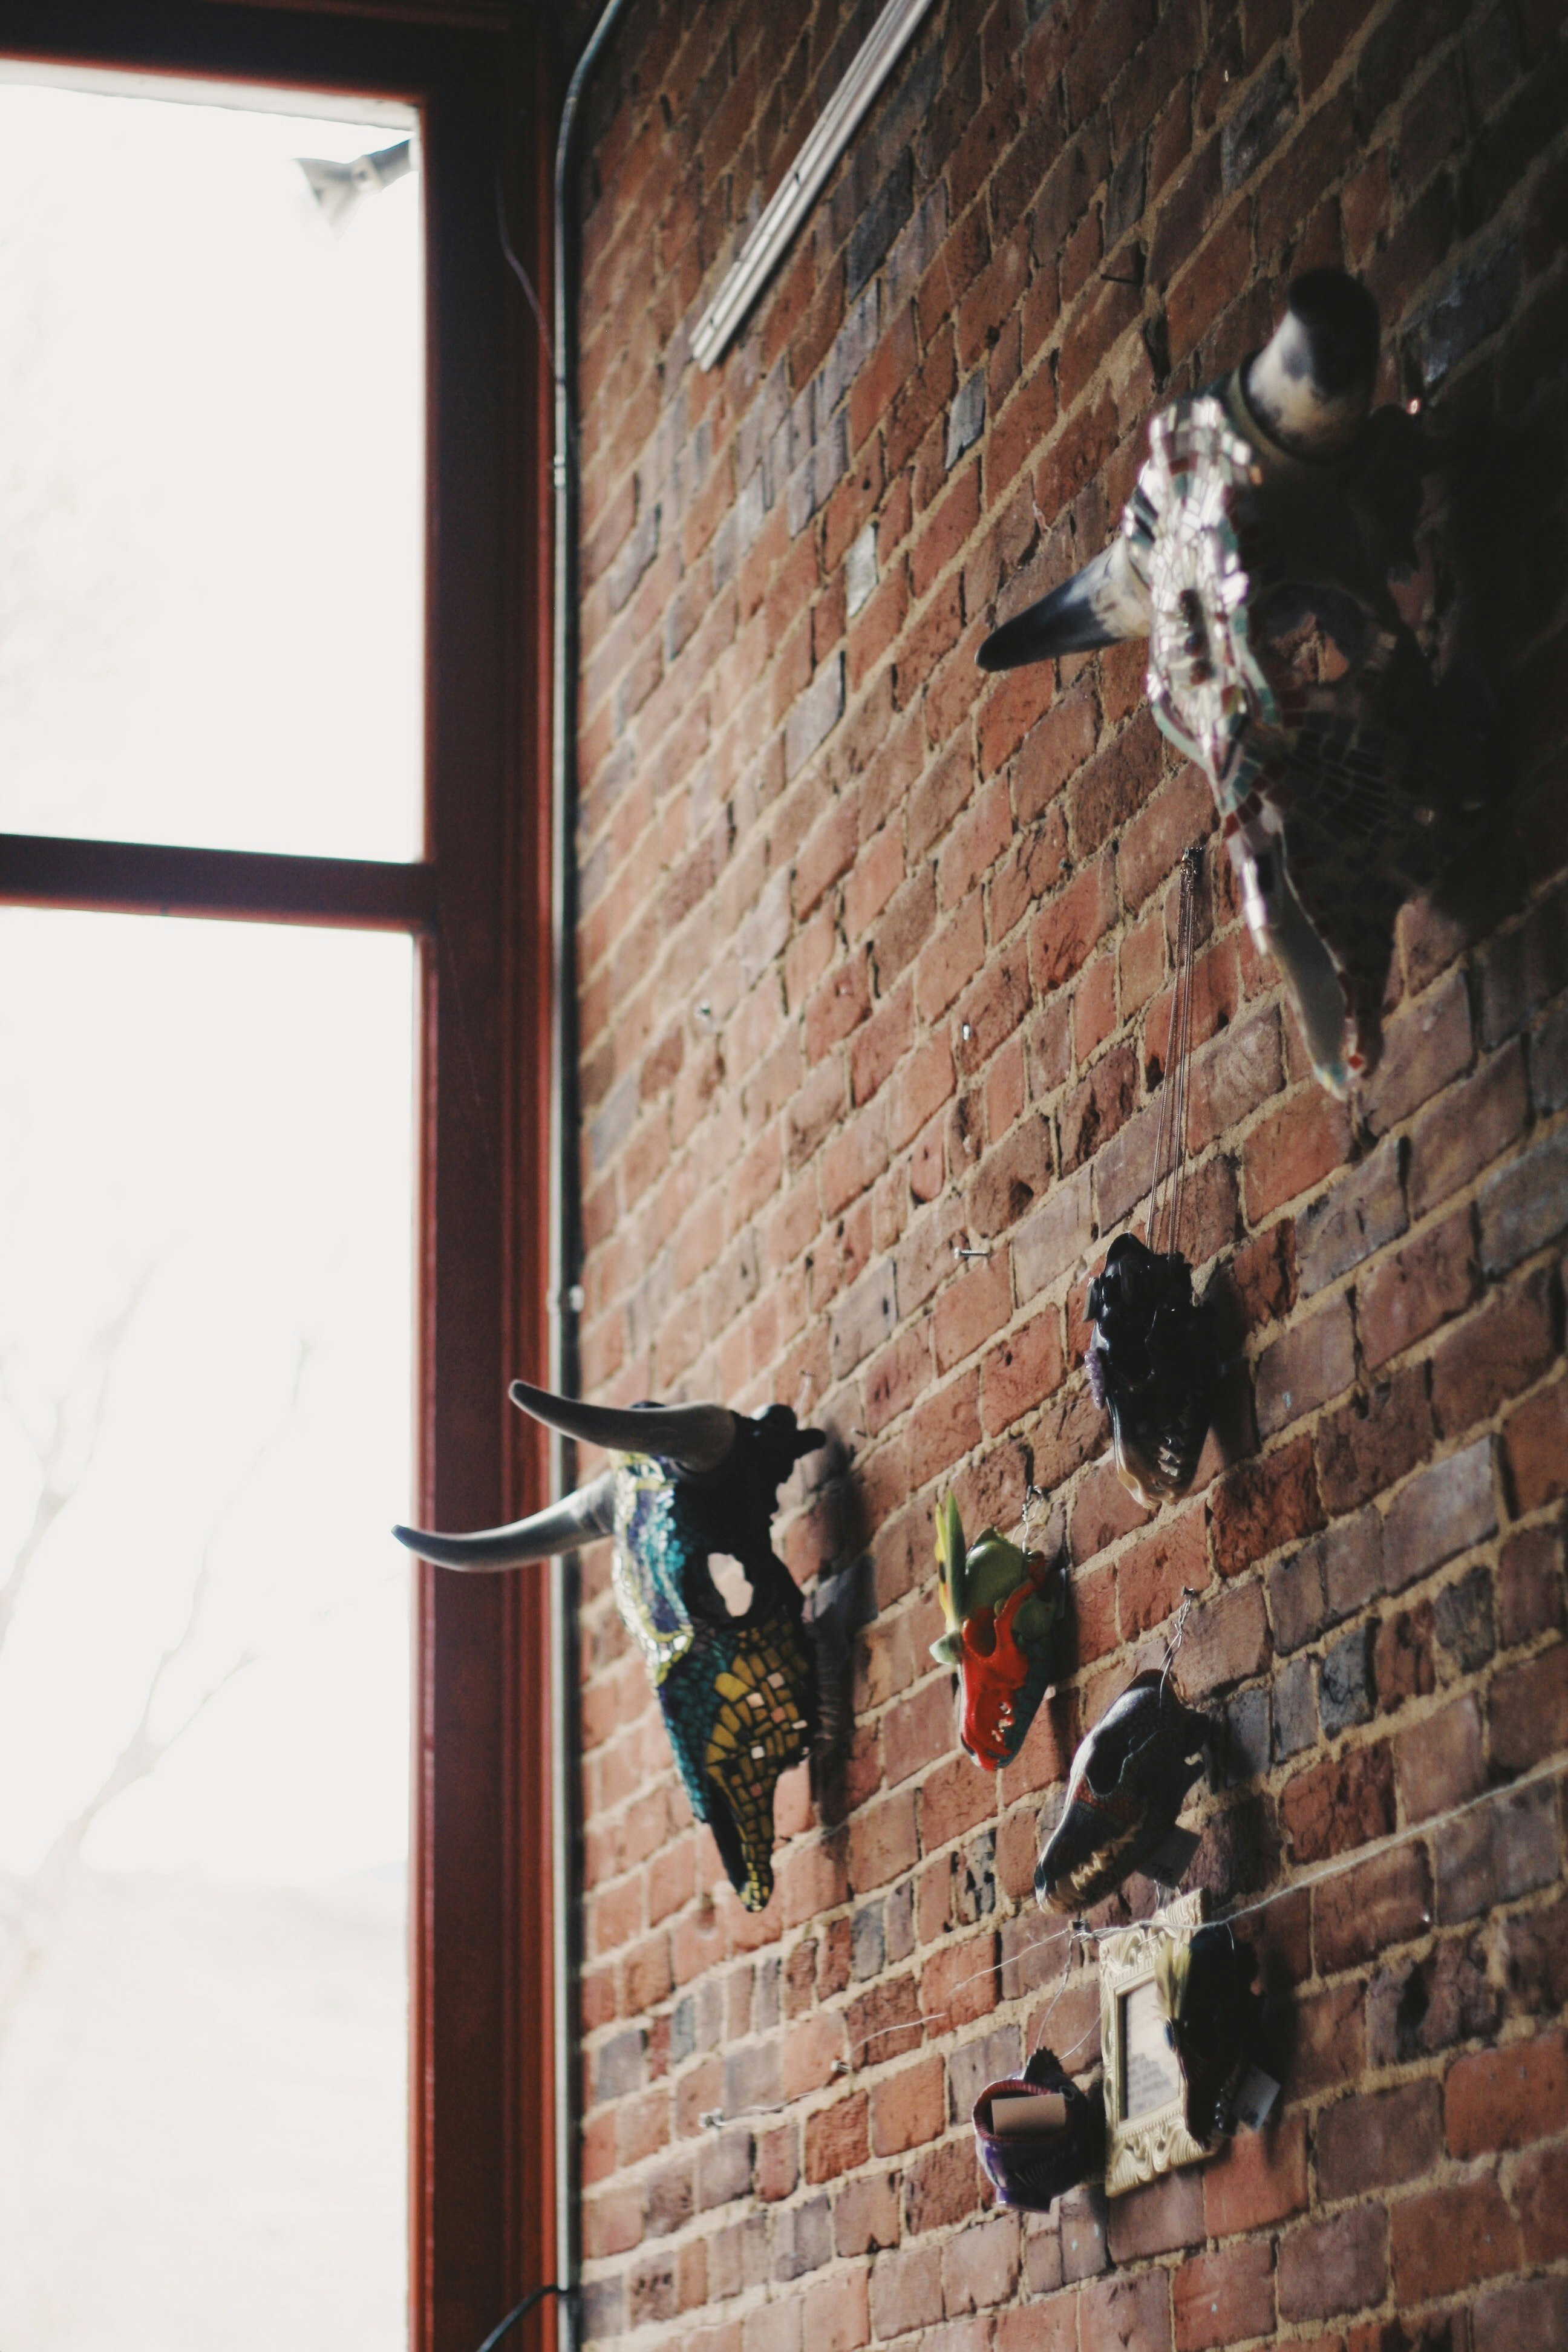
[0,69,420,2352]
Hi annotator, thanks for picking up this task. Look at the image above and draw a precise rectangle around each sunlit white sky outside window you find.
[0,73,422,2352]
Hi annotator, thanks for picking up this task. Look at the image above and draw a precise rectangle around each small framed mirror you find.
[1099,1890,1209,2196]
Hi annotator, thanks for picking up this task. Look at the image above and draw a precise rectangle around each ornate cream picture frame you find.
[1099,1889,1209,2197]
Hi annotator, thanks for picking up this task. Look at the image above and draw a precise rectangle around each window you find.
[0,11,557,2350]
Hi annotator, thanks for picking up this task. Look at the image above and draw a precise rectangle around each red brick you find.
[1282,1740,1395,1865]
[884,1676,957,1787]
[1172,2240,1275,2351]
[896,575,965,706]
[1504,1376,1568,1514]
[1211,1437,1324,1577]
[1179,1577,1270,1697]
[805,2092,868,2184]
[1073,951,1119,1063]
[904,2134,982,2233]
[571,46,1568,2352]
[1363,968,1472,1136]
[942,2213,1021,2313]
[1445,2030,1568,2157]
[981,1307,1066,1433]
[1318,2080,1443,2200]
[1489,1642,1568,1772]
[918,895,988,1024]
[1287,1984,1365,2098]
[871,2241,942,2336]
[1276,2203,1387,2324]
[978,661,1057,777]
[1316,1367,1435,1517]
[1357,1209,1478,1372]
[1497,1519,1565,1646]
[1201,2110,1307,2235]
[1168,202,1252,363]
[1118,1506,1209,1638]
[849,1782,919,1891]
[934,1250,1012,1373]
[1061,1043,1139,1174]
[1080,2270,1172,2352]
[754,2125,799,2203]
[1474,2275,1568,2351]
[803,2267,869,2352]
[1431,1263,1558,1439]
[1408,1037,1529,1217]
[1106,2167,1204,2262]
[955,946,1032,1067]
[1515,2138,1568,2264]
[849,305,918,451]
[919,1754,998,1851]
[1390,2177,1523,2304]
[910,462,982,602]
[1374,1602,1436,1712]
[1029,857,1118,993]
[835,2169,900,2256]
[1016,687,1099,823]
[990,358,1059,497]
[851,560,912,687]
[870,2056,946,2157]
[1396,1693,1485,1826]
[1243,1086,1353,1221]
[907,1368,982,1486]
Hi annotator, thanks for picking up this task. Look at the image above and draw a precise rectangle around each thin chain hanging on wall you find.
[1084,845,1221,1509]
[1147,846,1201,1265]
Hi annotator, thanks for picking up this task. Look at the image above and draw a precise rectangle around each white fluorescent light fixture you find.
[298,139,414,235]
[0,56,414,127]
[691,0,940,371]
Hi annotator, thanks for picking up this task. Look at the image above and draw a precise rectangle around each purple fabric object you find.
[972,2046,1099,2212]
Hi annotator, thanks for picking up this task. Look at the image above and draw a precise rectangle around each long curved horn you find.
[508,1380,736,1474]
[393,1471,616,1569]
[977,535,1150,671]
[1243,269,1379,460]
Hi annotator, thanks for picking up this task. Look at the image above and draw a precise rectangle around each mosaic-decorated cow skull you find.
[394,1387,823,1912]
[980,270,1475,1097]
[930,1494,1064,1769]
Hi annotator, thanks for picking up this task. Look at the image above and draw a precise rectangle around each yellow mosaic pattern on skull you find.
[704,1622,813,1912]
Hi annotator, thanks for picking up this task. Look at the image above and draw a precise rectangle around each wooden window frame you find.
[0,8,558,2350]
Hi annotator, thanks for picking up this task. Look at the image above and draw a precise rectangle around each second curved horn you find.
[508,1381,736,1474]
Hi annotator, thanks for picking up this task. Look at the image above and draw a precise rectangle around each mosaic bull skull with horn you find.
[394,1387,823,1913]
[981,269,1476,1097]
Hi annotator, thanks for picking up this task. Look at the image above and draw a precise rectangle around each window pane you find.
[0,909,413,2350]
[0,77,422,860]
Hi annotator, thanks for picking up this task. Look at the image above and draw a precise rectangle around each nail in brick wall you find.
[569,2,1568,2347]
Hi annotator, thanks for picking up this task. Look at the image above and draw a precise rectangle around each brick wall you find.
[567,2,1568,2347]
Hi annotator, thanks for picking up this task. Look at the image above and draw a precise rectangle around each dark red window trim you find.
[0,10,558,2351]
[0,834,441,929]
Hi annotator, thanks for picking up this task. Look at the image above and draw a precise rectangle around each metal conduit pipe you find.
[547,6,636,2344]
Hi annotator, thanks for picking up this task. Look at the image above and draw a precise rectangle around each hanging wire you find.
[494,169,583,482]
[1148,845,1202,1261]
[1015,1482,1050,1552]
[1157,1585,1200,1702]
[734,1748,1568,2091]
[495,171,557,370]
[474,2283,574,2352]
[1028,1921,1091,2056]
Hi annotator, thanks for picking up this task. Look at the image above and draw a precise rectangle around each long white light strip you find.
[691,0,940,371]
